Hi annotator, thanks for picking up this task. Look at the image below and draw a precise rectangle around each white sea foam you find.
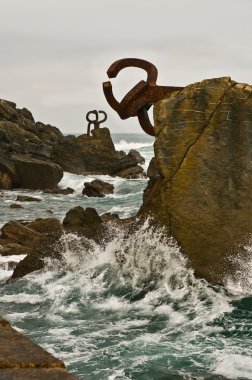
[1,220,250,380]
[1,293,42,304]
[114,139,153,153]
[225,242,252,296]
[212,352,252,379]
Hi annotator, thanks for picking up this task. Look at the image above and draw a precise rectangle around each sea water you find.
[0,134,251,380]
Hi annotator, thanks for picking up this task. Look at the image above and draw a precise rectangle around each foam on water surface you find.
[1,220,251,380]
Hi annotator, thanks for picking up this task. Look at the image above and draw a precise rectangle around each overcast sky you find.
[1,0,252,134]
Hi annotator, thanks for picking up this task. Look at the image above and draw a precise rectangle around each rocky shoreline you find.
[2,76,252,287]
[0,98,145,191]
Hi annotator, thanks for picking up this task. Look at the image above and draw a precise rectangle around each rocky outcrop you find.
[1,206,118,280]
[139,77,252,284]
[82,179,114,197]
[51,128,121,174]
[110,152,144,178]
[0,99,144,188]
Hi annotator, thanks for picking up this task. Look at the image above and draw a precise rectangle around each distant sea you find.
[0,133,251,380]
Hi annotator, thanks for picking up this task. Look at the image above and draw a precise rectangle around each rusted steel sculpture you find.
[86,110,107,136]
[103,58,183,136]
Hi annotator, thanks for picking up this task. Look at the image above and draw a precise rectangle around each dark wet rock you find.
[139,77,252,285]
[147,157,160,178]
[16,195,41,202]
[43,187,74,195]
[0,171,12,190]
[117,150,126,159]
[82,179,114,197]
[10,203,24,209]
[27,218,63,234]
[115,165,144,179]
[1,221,42,246]
[110,152,145,178]
[0,98,145,188]
[0,243,28,256]
[51,128,120,175]
[12,156,63,190]
[10,234,61,281]
[128,149,145,164]
[62,206,105,242]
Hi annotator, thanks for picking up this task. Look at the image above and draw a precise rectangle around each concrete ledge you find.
[0,316,80,379]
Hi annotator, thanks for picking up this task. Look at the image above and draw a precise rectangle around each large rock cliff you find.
[139,77,252,284]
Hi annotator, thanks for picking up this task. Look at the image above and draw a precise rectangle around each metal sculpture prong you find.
[103,58,184,136]
[86,110,107,136]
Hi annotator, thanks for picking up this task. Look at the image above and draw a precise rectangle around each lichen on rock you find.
[139,76,252,284]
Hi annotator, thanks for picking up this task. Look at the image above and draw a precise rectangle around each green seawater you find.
[0,134,251,380]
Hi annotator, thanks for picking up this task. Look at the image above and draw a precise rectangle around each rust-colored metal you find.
[86,110,107,136]
[103,58,183,136]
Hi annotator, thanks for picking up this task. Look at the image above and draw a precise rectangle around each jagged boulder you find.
[51,128,120,174]
[12,155,63,190]
[139,77,252,284]
[82,179,114,197]
[128,149,145,164]
[110,152,144,178]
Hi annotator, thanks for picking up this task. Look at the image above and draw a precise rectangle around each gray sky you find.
[1,0,252,134]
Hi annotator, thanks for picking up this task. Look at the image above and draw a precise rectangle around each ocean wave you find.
[114,139,153,153]
[1,221,251,379]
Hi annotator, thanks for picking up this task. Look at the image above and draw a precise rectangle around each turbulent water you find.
[0,133,252,380]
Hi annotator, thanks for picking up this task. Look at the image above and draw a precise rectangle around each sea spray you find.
[2,221,251,379]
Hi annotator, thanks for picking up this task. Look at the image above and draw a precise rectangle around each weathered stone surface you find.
[12,156,63,190]
[26,218,62,234]
[128,149,145,164]
[0,243,28,256]
[115,165,144,179]
[1,221,42,246]
[139,77,252,284]
[62,206,105,242]
[6,207,109,280]
[51,128,120,175]
[10,234,60,281]
[82,179,114,197]
[0,98,144,186]
[110,153,138,175]
[0,171,12,189]
[0,316,79,379]
[147,157,160,178]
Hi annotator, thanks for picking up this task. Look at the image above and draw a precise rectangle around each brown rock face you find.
[139,77,252,284]
[82,179,114,197]
[12,156,63,190]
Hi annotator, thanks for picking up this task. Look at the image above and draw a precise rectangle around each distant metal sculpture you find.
[86,110,107,136]
[103,58,183,136]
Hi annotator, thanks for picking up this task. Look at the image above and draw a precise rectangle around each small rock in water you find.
[82,179,114,197]
[16,195,41,202]
[43,187,74,195]
[9,203,24,209]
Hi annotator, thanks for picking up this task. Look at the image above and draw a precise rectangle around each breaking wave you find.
[1,221,251,379]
